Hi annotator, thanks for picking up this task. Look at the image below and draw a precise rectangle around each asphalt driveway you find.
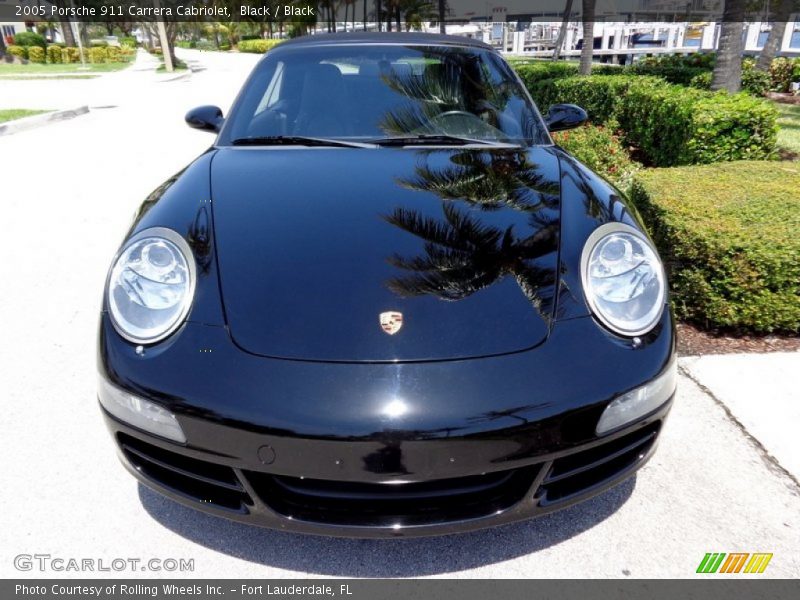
[1,50,798,579]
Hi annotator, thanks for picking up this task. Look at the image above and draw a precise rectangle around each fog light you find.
[596,359,677,435]
[98,377,186,443]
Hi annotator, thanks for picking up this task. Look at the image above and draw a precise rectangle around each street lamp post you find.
[68,0,87,70]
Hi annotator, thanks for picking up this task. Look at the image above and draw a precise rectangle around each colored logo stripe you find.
[719,553,749,573]
[744,553,773,574]
[697,553,726,573]
[697,553,773,574]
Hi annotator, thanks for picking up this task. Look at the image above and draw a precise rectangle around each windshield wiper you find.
[368,134,516,147]
[231,136,374,148]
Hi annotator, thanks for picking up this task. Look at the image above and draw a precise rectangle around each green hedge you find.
[13,31,46,50]
[27,46,45,64]
[630,162,800,333]
[767,57,800,92]
[237,39,283,53]
[528,75,778,166]
[7,45,27,60]
[552,122,640,190]
[89,47,107,64]
[531,75,661,123]
[47,45,63,64]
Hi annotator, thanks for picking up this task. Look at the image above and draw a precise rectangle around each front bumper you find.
[99,312,675,538]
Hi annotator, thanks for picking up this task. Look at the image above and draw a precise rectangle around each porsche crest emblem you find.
[379,311,403,335]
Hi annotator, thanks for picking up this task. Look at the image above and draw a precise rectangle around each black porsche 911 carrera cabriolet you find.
[98,33,676,537]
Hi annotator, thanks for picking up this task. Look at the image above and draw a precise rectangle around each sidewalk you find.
[680,351,800,483]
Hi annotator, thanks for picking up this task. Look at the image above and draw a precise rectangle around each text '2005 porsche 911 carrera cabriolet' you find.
[98,33,676,538]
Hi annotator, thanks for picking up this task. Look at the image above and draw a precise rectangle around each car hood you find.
[210,146,562,362]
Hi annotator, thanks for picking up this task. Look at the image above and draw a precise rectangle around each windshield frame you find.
[215,42,553,148]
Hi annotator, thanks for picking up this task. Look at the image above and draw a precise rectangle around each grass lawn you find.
[0,109,48,123]
[774,102,800,157]
[0,62,131,75]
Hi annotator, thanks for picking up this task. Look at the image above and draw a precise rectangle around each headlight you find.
[581,222,666,336]
[596,359,677,435]
[107,227,196,344]
[98,377,186,443]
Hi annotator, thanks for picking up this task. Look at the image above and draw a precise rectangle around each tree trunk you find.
[756,0,792,72]
[438,0,446,34]
[0,34,6,55]
[579,0,595,75]
[711,0,746,93]
[552,0,574,61]
[395,5,401,30]
[364,0,368,31]
[376,0,382,32]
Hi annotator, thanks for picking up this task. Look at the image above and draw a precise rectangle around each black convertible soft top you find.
[274,31,495,51]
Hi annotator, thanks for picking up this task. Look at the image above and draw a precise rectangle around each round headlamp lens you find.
[582,224,666,336]
[107,229,195,344]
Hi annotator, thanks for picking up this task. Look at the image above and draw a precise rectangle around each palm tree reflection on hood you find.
[383,150,561,319]
[400,150,560,213]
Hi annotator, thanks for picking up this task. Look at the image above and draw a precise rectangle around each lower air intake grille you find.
[118,433,250,513]
[537,422,660,506]
[245,467,540,527]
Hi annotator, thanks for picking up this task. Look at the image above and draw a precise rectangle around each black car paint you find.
[99,35,675,537]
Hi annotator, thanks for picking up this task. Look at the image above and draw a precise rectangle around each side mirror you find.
[185,105,224,133]
[544,104,588,132]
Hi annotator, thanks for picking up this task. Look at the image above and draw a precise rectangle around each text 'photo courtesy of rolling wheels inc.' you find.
[0,0,799,596]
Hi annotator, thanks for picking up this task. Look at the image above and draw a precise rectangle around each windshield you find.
[219,44,549,146]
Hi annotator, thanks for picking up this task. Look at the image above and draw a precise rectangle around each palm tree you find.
[757,0,793,72]
[438,0,446,34]
[402,0,436,31]
[711,0,746,92]
[552,0,574,61]
[579,0,595,75]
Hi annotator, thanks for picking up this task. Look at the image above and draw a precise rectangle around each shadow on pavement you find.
[138,478,635,576]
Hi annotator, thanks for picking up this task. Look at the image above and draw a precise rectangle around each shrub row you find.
[630,162,800,333]
[528,75,778,166]
[767,57,800,93]
[11,31,46,50]
[237,39,283,53]
[515,53,798,97]
[552,122,640,190]
[626,53,799,95]
[513,61,621,88]
[4,44,134,64]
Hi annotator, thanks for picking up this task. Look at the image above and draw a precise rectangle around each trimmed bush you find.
[527,74,778,166]
[7,45,27,60]
[531,75,662,124]
[617,82,778,165]
[237,39,283,53]
[89,46,107,63]
[13,31,46,50]
[105,45,120,62]
[630,162,800,333]
[627,63,708,86]
[119,36,138,49]
[552,122,640,190]
[63,46,81,64]
[27,46,45,64]
[769,57,800,93]
[47,45,63,64]
[514,62,579,88]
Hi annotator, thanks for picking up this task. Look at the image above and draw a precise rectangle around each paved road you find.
[1,50,798,579]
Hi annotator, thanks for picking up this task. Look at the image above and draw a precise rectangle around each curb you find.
[158,70,192,82]
[0,105,89,136]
